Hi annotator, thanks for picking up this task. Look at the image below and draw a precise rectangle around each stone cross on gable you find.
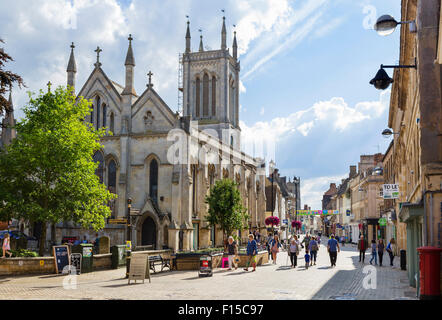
[47,81,52,93]
[94,46,102,68]
[147,71,153,88]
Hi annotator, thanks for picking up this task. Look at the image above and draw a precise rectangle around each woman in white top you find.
[289,236,300,268]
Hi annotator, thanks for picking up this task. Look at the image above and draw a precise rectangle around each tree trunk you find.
[38,221,47,257]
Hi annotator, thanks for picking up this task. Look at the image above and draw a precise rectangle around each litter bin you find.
[417,246,442,300]
[400,249,406,270]
[72,243,94,273]
[198,255,212,277]
[111,245,126,269]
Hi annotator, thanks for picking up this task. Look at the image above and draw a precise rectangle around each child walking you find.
[2,233,12,258]
[304,250,310,269]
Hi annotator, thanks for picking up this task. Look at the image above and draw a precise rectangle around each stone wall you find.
[1,253,113,276]
[175,250,269,271]
[55,223,125,247]
[0,257,55,275]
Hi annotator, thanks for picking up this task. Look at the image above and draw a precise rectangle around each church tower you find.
[182,16,241,149]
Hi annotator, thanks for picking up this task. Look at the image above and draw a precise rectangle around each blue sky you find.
[0,0,401,209]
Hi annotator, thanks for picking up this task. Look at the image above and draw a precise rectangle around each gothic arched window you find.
[102,104,107,128]
[195,77,200,117]
[211,76,216,116]
[95,96,101,130]
[192,164,197,215]
[108,160,116,192]
[110,112,115,133]
[149,159,159,203]
[93,151,104,184]
[229,80,234,123]
[203,73,209,116]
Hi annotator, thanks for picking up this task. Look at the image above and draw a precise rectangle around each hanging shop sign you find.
[379,218,387,227]
[382,184,399,199]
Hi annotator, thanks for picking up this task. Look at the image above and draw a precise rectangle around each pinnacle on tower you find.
[232,30,238,59]
[221,16,227,50]
[125,34,135,66]
[67,42,77,91]
[199,29,204,52]
[67,42,76,73]
[122,34,137,96]
[185,18,191,53]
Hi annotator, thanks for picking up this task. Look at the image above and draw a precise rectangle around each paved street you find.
[0,237,417,300]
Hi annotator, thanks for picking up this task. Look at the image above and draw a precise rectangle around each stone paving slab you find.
[0,237,417,300]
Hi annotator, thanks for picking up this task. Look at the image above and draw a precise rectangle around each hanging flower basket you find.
[265,216,280,227]
[291,220,302,229]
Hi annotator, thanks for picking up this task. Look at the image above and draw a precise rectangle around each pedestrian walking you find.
[358,235,368,264]
[369,239,378,265]
[288,237,300,268]
[377,239,385,266]
[226,236,238,270]
[308,236,319,266]
[1,232,12,258]
[304,250,310,269]
[327,234,340,267]
[302,233,310,250]
[269,234,282,264]
[266,233,272,260]
[244,234,258,272]
[386,238,396,267]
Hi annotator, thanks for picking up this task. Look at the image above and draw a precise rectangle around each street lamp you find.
[370,60,417,90]
[374,14,416,36]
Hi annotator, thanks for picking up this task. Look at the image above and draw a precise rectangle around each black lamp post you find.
[370,60,417,90]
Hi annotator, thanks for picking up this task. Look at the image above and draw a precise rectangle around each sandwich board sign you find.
[383,184,399,199]
[128,253,150,284]
[53,245,70,274]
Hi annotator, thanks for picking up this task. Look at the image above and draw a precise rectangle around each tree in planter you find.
[0,86,116,256]
[205,179,249,246]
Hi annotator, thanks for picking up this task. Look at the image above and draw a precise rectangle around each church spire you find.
[66,42,76,91]
[1,86,16,147]
[125,34,135,66]
[122,34,136,96]
[199,29,204,52]
[185,18,191,53]
[232,30,238,59]
[221,15,227,50]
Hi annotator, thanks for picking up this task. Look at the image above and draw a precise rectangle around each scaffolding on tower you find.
[177,53,183,116]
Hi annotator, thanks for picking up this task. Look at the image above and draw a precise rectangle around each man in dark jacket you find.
[358,235,368,263]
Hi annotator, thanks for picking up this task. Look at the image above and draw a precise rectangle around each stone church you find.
[63,17,267,251]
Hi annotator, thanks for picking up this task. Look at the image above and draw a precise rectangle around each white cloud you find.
[297,121,314,136]
[301,174,347,209]
[240,91,390,158]
[312,17,344,39]
[259,107,265,115]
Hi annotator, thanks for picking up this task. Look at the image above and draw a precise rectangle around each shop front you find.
[399,202,423,289]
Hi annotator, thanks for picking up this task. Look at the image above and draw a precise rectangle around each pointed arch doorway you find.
[141,216,157,248]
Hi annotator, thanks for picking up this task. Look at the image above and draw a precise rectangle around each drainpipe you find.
[423,189,427,247]
[429,193,433,246]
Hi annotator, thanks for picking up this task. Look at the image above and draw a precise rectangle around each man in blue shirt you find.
[327,234,340,267]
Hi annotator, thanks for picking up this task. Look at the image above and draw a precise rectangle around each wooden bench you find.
[148,253,173,273]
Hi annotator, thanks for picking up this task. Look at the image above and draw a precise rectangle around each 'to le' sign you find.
[382,184,399,199]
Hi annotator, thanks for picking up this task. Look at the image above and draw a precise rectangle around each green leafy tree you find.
[205,179,249,245]
[0,86,116,256]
